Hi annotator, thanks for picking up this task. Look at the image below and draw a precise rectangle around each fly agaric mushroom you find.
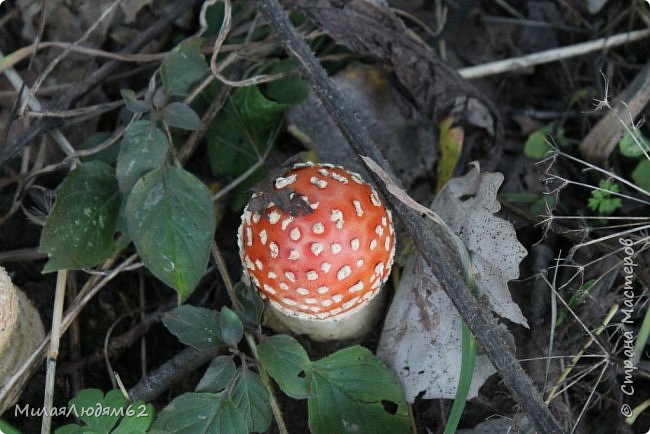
[238,162,395,341]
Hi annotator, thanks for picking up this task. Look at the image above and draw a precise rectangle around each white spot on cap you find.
[259,229,267,245]
[255,259,264,270]
[385,236,391,251]
[370,239,377,250]
[353,200,363,217]
[337,265,352,281]
[374,262,384,275]
[310,176,328,189]
[306,271,319,281]
[381,216,387,226]
[263,284,276,295]
[296,287,309,295]
[309,306,321,312]
[310,201,319,210]
[330,209,344,229]
[331,243,342,254]
[321,299,333,307]
[356,259,364,267]
[330,307,343,315]
[321,262,332,273]
[316,312,330,319]
[350,238,360,251]
[252,213,261,223]
[343,297,360,310]
[243,210,252,225]
[317,286,329,294]
[330,172,349,184]
[270,242,279,258]
[282,297,298,306]
[290,227,301,241]
[318,168,330,177]
[370,191,381,206]
[348,281,364,293]
[351,175,364,184]
[245,256,255,270]
[279,282,289,291]
[332,294,343,303]
[246,227,252,246]
[305,298,318,304]
[285,271,296,282]
[281,216,294,230]
[275,174,297,189]
[269,210,281,224]
[289,250,300,260]
[312,222,325,234]
[311,242,324,256]
[268,271,277,279]
[375,225,384,236]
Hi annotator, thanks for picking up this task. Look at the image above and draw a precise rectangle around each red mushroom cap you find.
[238,162,395,320]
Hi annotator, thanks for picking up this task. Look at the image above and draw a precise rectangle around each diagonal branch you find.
[256,1,563,433]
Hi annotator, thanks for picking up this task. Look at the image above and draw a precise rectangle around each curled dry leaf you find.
[371,160,527,400]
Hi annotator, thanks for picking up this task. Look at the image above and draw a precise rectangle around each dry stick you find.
[256,1,562,433]
[41,270,67,434]
[458,28,650,79]
[0,0,202,164]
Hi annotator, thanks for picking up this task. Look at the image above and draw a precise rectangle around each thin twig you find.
[458,28,650,79]
[256,1,562,432]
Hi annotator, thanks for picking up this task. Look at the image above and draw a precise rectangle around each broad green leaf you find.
[219,306,244,346]
[120,89,151,113]
[233,281,264,327]
[258,334,310,399]
[0,419,22,434]
[116,120,169,193]
[161,102,203,130]
[150,393,247,434]
[68,389,125,433]
[231,369,272,433]
[618,130,650,157]
[524,125,553,160]
[207,85,284,177]
[40,162,121,272]
[632,159,650,191]
[308,346,411,434]
[162,305,223,350]
[161,37,208,97]
[112,401,155,434]
[196,356,237,393]
[126,166,216,300]
[264,60,309,105]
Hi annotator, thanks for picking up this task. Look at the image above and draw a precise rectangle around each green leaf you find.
[264,60,309,105]
[40,162,121,272]
[150,393,247,434]
[111,401,155,434]
[587,179,622,215]
[308,346,411,434]
[258,334,310,399]
[66,389,126,433]
[162,305,223,350]
[0,419,24,434]
[120,89,151,113]
[116,120,169,193]
[524,125,553,160]
[231,369,272,433]
[207,85,284,177]
[233,281,264,327]
[161,102,203,130]
[632,159,650,191]
[161,37,208,97]
[196,355,237,393]
[618,130,650,157]
[125,166,216,301]
[220,306,244,346]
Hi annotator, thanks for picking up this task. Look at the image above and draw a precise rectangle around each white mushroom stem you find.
[263,289,387,342]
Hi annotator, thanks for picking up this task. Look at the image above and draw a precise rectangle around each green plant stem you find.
[245,333,289,434]
[444,324,477,434]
